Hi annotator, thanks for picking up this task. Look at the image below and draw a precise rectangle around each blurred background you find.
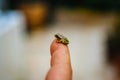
[0,0,120,80]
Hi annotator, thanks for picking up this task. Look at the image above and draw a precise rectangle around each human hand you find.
[46,39,72,80]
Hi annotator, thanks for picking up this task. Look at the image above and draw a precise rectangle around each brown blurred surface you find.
[19,3,47,30]
[56,8,116,26]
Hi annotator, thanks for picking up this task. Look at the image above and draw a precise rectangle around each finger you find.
[46,39,72,80]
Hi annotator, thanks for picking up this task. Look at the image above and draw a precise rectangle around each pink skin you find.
[46,39,72,80]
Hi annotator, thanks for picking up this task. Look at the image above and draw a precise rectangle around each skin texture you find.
[46,39,72,80]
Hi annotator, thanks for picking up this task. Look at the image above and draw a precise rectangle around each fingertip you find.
[50,39,68,56]
[50,39,71,67]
